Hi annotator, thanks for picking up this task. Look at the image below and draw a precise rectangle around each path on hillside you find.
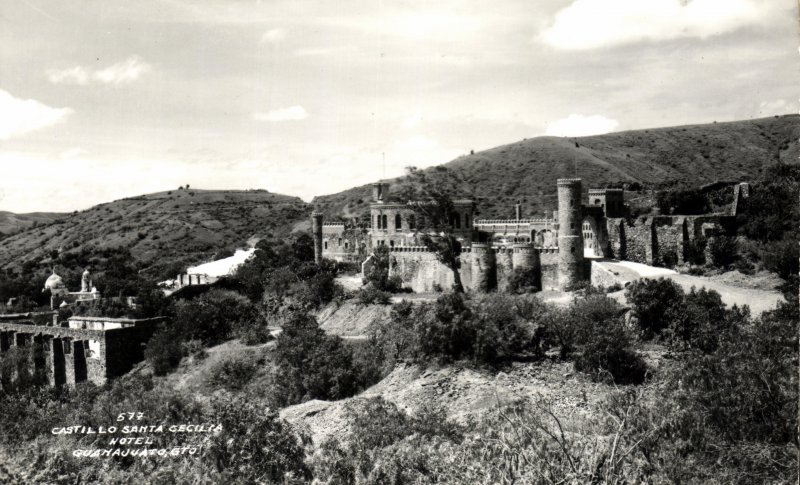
[596,260,783,315]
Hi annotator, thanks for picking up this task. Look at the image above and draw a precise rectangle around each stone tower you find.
[471,243,495,292]
[311,212,324,265]
[512,243,540,290]
[557,178,584,290]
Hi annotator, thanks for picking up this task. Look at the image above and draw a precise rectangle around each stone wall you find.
[605,215,736,267]
[0,317,162,388]
[389,247,473,293]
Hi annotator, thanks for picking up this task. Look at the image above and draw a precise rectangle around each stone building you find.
[0,313,163,388]
[312,179,748,293]
[44,268,101,310]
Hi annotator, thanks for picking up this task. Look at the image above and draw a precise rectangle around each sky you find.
[0,0,797,212]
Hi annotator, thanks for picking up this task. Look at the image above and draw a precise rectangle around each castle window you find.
[382,215,388,230]
[570,222,575,229]
[324,241,328,250]
[345,241,349,250]
[454,213,461,229]
[594,199,601,205]
[375,214,380,229]
[390,240,395,247]
[338,238,342,246]
[464,214,470,228]
[395,214,402,230]
[409,215,416,230]
[571,247,575,254]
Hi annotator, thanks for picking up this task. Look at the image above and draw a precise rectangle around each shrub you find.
[354,284,391,305]
[625,278,684,339]
[507,266,539,293]
[208,357,258,391]
[684,237,707,265]
[144,326,183,375]
[708,235,738,267]
[172,289,258,345]
[574,330,648,385]
[660,250,678,268]
[270,312,359,407]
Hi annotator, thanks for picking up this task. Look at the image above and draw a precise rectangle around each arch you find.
[582,216,601,257]
[395,213,402,230]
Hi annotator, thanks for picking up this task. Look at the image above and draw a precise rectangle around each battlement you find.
[557,178,582,185]
[474,218,553,225]
[588,188,623,193]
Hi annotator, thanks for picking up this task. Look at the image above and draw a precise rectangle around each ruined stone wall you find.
[0,318,160,387]
[622,218,655,264]
[389,248,473,293]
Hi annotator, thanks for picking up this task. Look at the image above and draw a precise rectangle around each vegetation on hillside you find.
[312,115,799,219]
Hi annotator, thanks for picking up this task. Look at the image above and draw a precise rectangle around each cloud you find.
[757,99,797,117]
[545,114,619,137]
[541,0,765,50]
[92,57,152,85]
[260,28,286,44]
[252,106,309,122]
[46,66,89,85]
[46,57,151,85]
[0,89,73,140]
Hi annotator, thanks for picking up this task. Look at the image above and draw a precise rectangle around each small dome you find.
[44,272,65,290]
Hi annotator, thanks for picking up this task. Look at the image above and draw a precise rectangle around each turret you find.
[372,182,389,203]
[311,212,324,265]
[470,243,495,293]
[512,243,540,290]
[557,179,584,290]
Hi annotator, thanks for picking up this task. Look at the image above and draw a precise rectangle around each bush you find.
[269,312,359,407]
[173,289,258,345]
[507,266,539,293]
[708,235,738,267]
[574,331,648,385]
[144,326,183,375]
[354,284,391,305]
[208,357,258,390]
[683,237,707,265]
[625,278,685,339]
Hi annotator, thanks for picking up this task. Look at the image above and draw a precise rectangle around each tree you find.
[399,167,471,293]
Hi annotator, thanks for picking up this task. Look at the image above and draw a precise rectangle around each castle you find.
[312,178,749,293]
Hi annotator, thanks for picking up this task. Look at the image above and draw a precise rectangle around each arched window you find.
[454,212,461,229]
[395,214,402,230]
[382,214,388,229]
[324,241,328,250]
[375,214,381,229]
[409,215,416,230]
[389,240,395,247]
[344,241,349,250]
[338,238,342,246]
[464,214,470,228]
[594,199,601,205]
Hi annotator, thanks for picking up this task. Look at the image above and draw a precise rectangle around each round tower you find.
[311,212,324,265]
[557,178,584,290]
[512,243,541,290]
[470,243,495,293]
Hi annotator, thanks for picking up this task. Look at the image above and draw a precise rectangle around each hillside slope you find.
[312,114,799,219]
[0,211,63,235]
[0,189,309,273]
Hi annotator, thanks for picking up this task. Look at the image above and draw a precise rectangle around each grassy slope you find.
[0,211,64,235]
[0,189,309,273]
[312,114,800,219]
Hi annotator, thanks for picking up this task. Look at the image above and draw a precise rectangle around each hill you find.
[0,211,63,235]
[0,189,309,275]
[312,114,800,219]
